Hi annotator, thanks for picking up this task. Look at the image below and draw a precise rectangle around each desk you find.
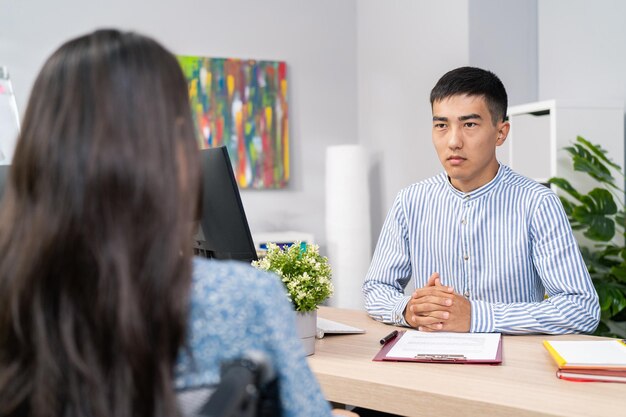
[308,307,626,417]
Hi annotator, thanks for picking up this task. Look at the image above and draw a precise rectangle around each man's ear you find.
[496,121,510,146]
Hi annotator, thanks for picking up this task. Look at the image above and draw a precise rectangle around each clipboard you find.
[373,330,503,365]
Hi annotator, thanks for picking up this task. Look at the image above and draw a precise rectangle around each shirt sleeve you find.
[253,272,333,417]
[362,192,413,326]
[470,193,600,334]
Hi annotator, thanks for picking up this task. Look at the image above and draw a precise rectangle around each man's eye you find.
[464,122,477,128]
[434,123,446,129]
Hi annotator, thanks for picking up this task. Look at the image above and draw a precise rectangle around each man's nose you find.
[447,127,463,149]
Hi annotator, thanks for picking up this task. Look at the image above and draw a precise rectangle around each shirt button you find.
[463,290,470,298]
[461,219,467,225]
[463,254,469,261]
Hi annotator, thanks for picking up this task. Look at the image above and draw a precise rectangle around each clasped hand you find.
[403,273,471,332]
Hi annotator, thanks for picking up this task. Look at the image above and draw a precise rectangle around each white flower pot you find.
[295,310,317,356]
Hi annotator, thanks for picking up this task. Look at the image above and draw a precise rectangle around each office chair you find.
[193,351,281,417]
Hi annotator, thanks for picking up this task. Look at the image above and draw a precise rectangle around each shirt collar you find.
[444,163,507,201]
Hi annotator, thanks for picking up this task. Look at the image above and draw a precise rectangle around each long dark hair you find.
[0,29,200,417]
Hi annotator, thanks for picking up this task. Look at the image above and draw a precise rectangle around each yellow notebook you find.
[543,339,626,370]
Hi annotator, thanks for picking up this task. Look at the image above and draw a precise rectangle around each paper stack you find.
[543,339,626,383]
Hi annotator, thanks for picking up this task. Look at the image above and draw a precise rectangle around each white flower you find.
[250,241,333,312]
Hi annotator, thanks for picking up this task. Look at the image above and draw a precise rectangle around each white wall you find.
[5,0,625,258]
[538,0,626,184]
[357,0,470,242]
[469,0,538,106]
[0,0,358,251]
[538,0,626,335]
[538,0,626,107]
[357,0,541,246]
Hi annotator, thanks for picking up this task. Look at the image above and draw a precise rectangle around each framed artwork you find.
[178,56,289,189]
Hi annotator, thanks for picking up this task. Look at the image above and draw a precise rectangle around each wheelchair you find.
[179,351,281,417]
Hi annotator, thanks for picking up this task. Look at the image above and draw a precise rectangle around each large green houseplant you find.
[549,136,626,337]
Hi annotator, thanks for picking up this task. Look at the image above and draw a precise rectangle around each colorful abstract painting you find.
[178,56,289,189]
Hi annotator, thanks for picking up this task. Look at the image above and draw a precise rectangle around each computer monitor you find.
[194,146,258,263]
[0,148,258,263]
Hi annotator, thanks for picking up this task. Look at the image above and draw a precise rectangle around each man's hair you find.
[0,29,200,417]
[430,66,508,125]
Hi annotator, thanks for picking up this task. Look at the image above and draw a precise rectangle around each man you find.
[362,67,599,334]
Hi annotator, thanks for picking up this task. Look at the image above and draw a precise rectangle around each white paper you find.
[386,331,501,360]
[547,340,626,367]
[325,145,371,310]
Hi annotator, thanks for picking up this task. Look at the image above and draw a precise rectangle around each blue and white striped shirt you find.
[363,164,600,334]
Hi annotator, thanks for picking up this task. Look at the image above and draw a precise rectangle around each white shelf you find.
[497,99,624,197]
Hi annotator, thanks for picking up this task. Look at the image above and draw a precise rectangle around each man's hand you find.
[404,273,454,329]
[418,292,471,332]
[403,272,471,332]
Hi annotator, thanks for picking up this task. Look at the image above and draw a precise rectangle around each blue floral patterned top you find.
[175,257,332,417]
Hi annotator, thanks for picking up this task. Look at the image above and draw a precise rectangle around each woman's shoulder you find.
[190,257,285,305]
[176,258,290,387]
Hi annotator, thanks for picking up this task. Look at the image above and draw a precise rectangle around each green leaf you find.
[597,251,622,270]
[610,265,626,282]
[579,214,615,241]
[563,138,621,186]
[557,137,626,338]
[594,279,626,318]
[584,248,616,274]
[572,154,614,184]
[600,244,622,256]
[548,177,582,202]
[589,247,623,279]
[576,136,622,171]
[590,188,617,214]
[609,289,626,317]
[571,188,617,241]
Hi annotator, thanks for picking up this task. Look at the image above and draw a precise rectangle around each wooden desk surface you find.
[308,307,626,417]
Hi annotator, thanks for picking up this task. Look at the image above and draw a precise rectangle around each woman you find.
[0,30,353,417]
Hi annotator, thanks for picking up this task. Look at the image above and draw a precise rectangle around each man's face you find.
[431,94,509,193]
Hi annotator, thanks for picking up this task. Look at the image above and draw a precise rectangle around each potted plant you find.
[549,136,626,337]
[252,242,334,355]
